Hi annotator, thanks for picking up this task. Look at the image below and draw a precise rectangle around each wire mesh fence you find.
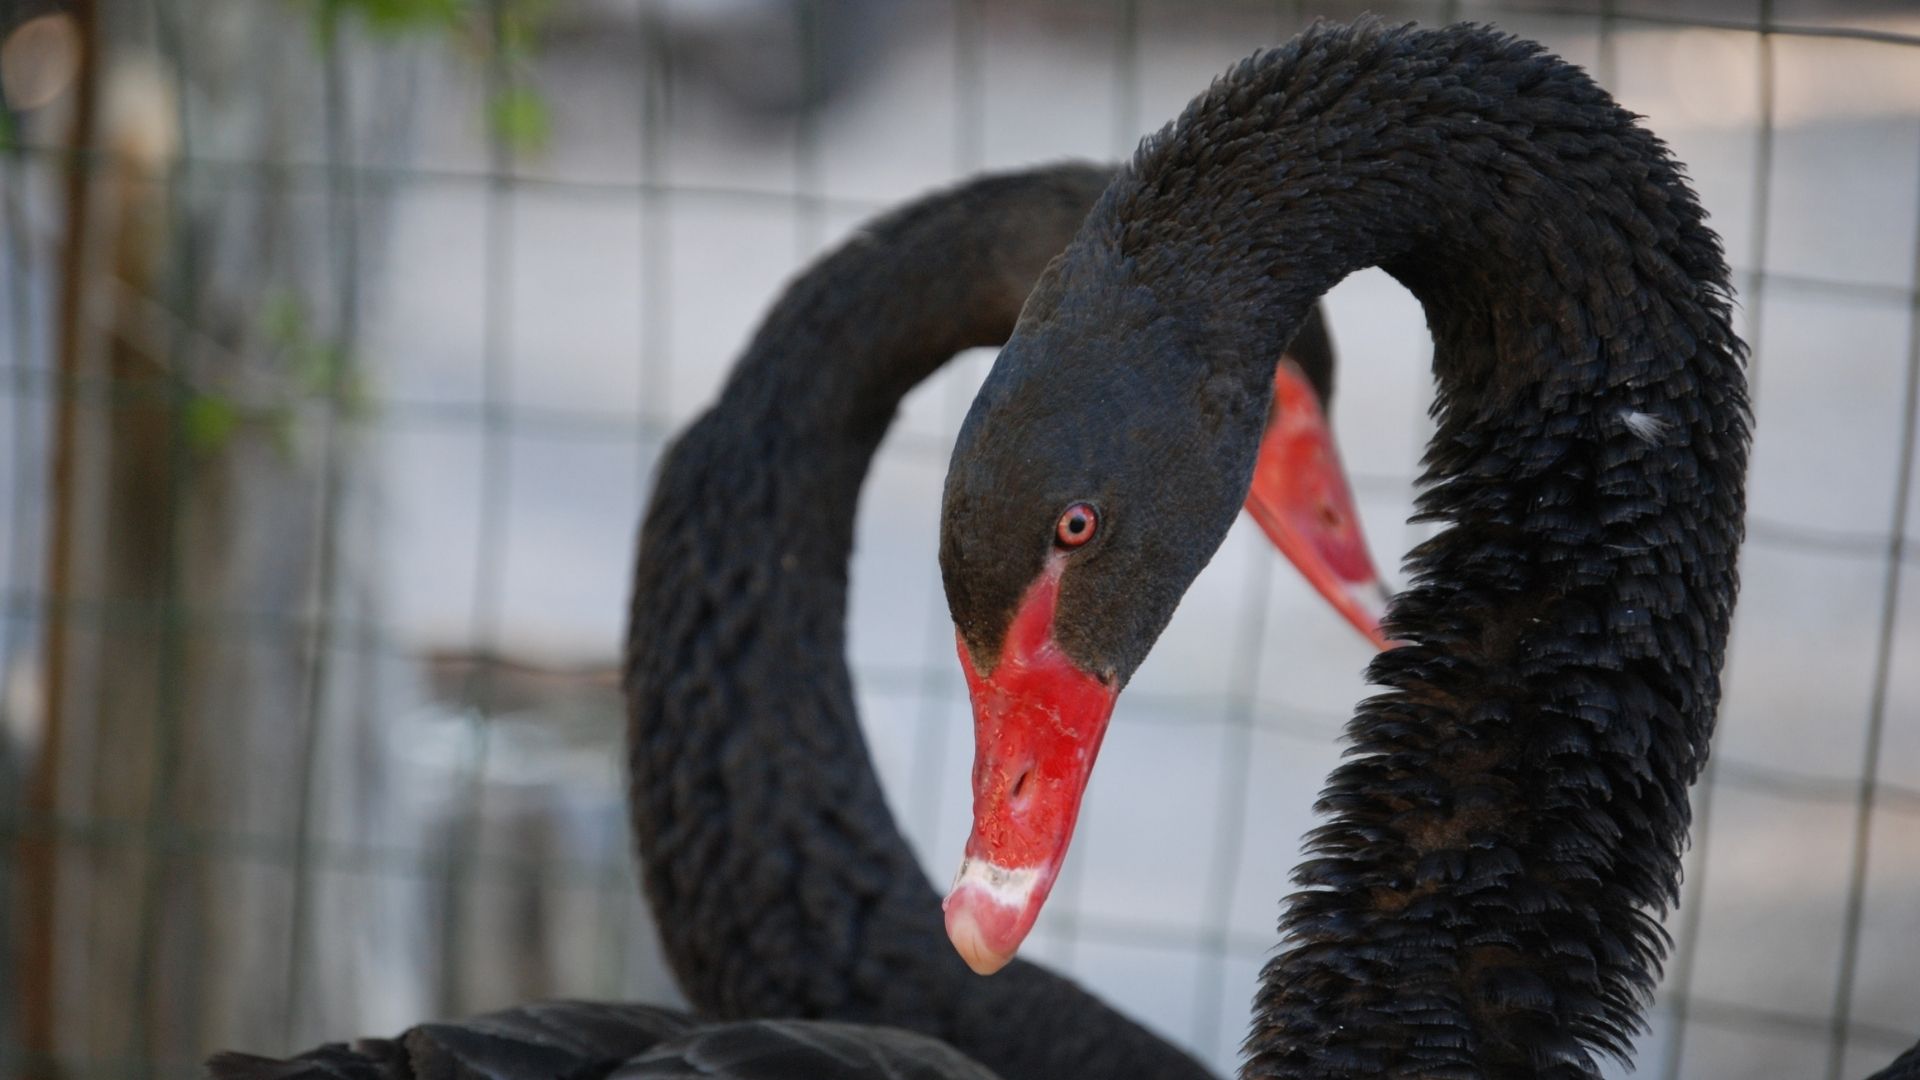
[0,1,1915,1078]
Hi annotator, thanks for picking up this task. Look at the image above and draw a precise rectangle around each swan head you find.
[936,248,1388,973]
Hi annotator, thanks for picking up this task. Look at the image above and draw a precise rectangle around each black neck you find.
[1087,23,1746,1079]
[624,165,1216,1080]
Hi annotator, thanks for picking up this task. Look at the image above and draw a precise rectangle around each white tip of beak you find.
[942,858,1043,976]
[946,902,1014,976]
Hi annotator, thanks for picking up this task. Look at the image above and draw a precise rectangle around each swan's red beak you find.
[1243,360,1392,649]
[943,562,1116,976]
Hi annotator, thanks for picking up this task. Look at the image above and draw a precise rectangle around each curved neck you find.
[1087,24,1747,1079]
[625,165,1215,1080]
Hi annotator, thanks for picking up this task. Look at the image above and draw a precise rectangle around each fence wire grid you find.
[1,1,1917,1079]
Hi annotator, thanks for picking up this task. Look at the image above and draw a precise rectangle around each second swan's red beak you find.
[1244,360,1391,649]
[943,355,1391,975]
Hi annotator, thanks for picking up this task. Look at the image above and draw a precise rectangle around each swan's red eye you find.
[1055,504,1097,548]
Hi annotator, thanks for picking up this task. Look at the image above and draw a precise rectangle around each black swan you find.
[204,161,1380,1079]
[935,19,1920,1080]
[622,168,1382,1080]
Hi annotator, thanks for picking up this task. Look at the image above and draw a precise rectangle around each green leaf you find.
[307,0,465,42]
[489,83,549,153]
[268,407,299,460]
[261,291,306,346]
[183,393,240,455]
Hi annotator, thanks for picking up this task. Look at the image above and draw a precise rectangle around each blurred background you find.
[0,0,1916,1078]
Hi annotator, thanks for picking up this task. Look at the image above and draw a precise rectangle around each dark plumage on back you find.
[204,1002,1000,1080]
[612,1021,1000,1080]
[205,1002,692,1080]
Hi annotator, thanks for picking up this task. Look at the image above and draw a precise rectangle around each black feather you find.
[204,1005,993,1080]
[1867,1041,1920,1080]
[613,1021,998,1080]
[206,1002,691,1080]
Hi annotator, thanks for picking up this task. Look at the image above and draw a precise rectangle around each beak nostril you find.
[1009,766,1032,802]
